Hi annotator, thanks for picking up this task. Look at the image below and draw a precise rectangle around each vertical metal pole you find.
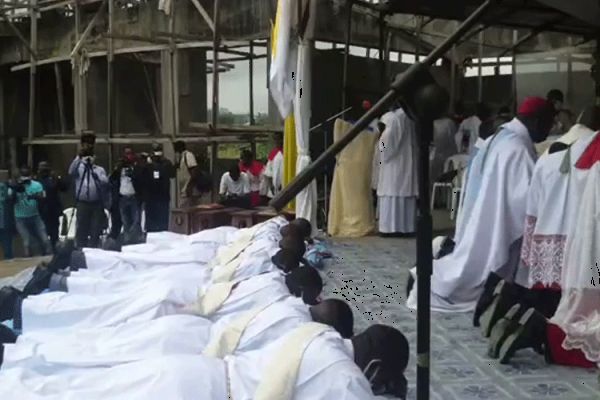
[450,45,456,113]
[211,0,221,201]
[54,63,67,134]
[378,12,385,92]
[415,16,423,62]
[416,118,433,400]
[595,37,600,105]
[249,40,255,125]
[566,36,573,106]
[168,0,177,137]
[511,30,518,112]
[107,0,114,168]
[478,29,484,102]
[28,0,37,166]
[341,1,352,116]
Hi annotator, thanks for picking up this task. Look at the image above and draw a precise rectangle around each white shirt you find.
[177,150,197,195]
[119,167,135,196]
[219,172,250,196]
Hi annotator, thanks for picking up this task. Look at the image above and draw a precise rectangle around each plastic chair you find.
[431,154,469,210]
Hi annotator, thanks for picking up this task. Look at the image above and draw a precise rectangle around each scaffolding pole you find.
[249,40,255,125]
[27,0,37,165]
[210,0,221,201]
[107,0,114,168]
[54,62,66,134]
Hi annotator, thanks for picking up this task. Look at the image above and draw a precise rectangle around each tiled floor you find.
[324,236,600,400]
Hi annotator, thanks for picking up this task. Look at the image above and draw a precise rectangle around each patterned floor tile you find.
[324,236,600,400]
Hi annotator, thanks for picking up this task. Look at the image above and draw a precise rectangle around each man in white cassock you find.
[376,107,418,236]
[430,116,458,183]
[0,324,410,400]
[0,296,352,371]
[408,97,555,312]
[476,109,600,332]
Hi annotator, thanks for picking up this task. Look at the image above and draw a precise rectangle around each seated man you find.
[0,297,353,370]
[490,152,600,367]
[219,165,251,208]
[407,97,555,312]
[0,324,409,400]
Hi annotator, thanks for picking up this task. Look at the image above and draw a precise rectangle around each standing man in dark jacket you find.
[36,161,68,252]
[109,147,143,242]
[143,142,175,232]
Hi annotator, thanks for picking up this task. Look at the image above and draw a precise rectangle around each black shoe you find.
[473,273,503,327]
[0,324,17,344]
[480,280,519,337]
[0,287,22,322]
[488,304,524,358]
[22,266,53,296]
[498,308,547,364]
[0,343,4,367]
[70,250,87,270]
[46,240,75,273]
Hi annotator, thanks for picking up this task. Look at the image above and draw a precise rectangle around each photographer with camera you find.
[37,161,68,252]
[68,134,109,248]
[8,166,52,257]
[109,147,143,242]
[143,142,175,232]
[0,170,14,260]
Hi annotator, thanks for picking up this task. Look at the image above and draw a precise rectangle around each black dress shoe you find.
[473,272,503,327]
[488,304,525,358]
[480,280,519,337]
[498,308,547,364]
[70,250,87,270]
[0,287,22,322]
[0,324,17,344]
[46,239,75,273]
[22,266,54,296]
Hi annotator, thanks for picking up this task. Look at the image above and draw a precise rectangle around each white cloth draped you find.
[408,118,536,312]
[294,41,317,235]
[551,162,600,365]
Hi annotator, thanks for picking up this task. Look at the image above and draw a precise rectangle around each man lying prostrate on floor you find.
[0,324,410,400]
[0,297,353,371]
[0,252,321,334]
[407,97,555,312]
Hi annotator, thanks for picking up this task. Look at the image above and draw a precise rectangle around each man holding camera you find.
[143,142,175,232]
[9,166,51,257]
[110,147,143,242]
[68,134,109,249]
[37,161,68,252]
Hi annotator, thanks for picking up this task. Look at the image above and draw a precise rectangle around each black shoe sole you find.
[488,304,522,359]
[498,308,543,364]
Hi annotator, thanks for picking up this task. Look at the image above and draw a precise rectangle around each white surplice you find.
[550,161,600,366]
[0,329,374,400]
[408,118,536,312]
[456,115,481,154]
[517,128,595,289]
[376,108,418,233]
[2,296,310,371]
[431,117,458,182]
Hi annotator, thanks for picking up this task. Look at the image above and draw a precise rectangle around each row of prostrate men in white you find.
[0,217,409,399]
[404,93,600,368]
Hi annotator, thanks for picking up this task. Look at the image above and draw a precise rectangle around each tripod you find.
[69,157,107,249]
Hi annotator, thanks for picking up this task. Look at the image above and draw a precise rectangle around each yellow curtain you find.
[283,114,297,210]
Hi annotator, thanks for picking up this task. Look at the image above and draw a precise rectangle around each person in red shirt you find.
[239,149,265,207]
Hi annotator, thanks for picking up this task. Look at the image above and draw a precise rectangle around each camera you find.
[9,182,26,193]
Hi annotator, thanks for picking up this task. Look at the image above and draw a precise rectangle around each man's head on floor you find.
[284,266,322,306]
[279,235,306,260]
[271,249,302,273]
[309,298,354,339]
[352,324,410,399]
[517,97,556,143]
[280,218,312,240]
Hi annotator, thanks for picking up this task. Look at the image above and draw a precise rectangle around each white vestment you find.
[20,250,283,333]
[456,115,481,154]
[408,118,536,312]
[264,150,284,197]
[517,129,595,289]
[430,117,458,182]
[2,296,310,371]
[376,108,418,233]
[550,161,600,366]
[0,329,374,400]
